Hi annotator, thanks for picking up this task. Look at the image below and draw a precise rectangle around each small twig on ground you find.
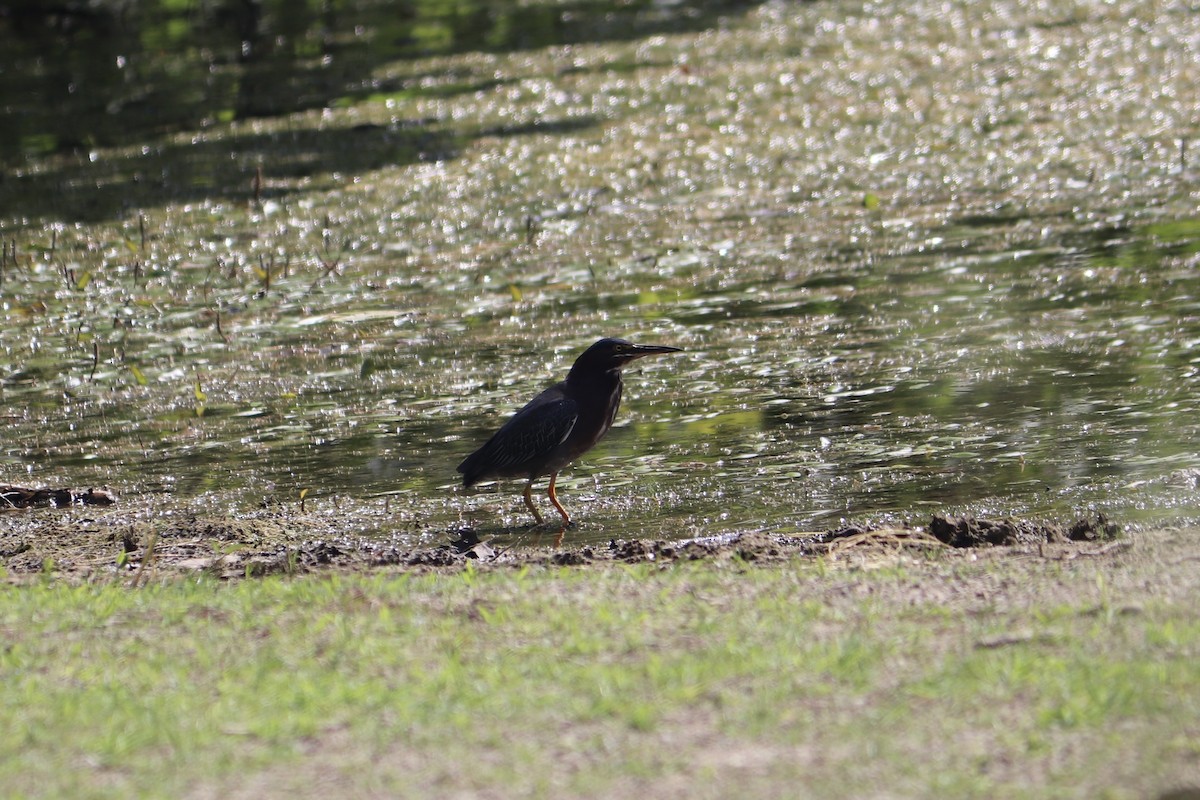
[1063,540,1135,560]
[130,529,159,588]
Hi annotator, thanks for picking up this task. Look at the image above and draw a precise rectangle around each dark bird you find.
[458,338,683,526]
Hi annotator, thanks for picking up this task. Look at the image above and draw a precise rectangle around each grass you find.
[3,534,1199,798]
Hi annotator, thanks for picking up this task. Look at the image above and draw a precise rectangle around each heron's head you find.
[572,338,683,373]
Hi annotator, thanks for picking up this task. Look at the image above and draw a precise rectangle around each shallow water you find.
[2,0,1199,546]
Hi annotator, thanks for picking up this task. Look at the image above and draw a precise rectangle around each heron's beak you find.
[626,343,684,360]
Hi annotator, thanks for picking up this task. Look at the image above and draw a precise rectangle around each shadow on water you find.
[0,0,765,224]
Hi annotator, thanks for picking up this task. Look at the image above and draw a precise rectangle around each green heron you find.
[458,337,682,525]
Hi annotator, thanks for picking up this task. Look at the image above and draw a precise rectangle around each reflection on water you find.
[2,0,1200,546]
[0,0,762,222]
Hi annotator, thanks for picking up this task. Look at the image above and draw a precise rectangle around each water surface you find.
[2,0,1199,546]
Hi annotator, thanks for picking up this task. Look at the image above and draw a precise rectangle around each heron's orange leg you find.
[522,481,545,525]
[546,472,571,526]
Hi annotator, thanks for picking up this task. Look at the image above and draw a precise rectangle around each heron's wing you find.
[491,396,579,469]
[458,389,579,482]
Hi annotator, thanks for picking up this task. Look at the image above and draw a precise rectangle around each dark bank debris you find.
[928,514,1120,548]
[0,485,117,510]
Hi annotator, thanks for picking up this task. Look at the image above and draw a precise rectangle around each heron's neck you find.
[566,365,622,392]
[567,366,623,430]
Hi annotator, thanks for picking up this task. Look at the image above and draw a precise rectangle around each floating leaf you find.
[863,192,881,210]
[194,376,207,417]
[129,365,148,386]
[508,283,523,302]
[74,270,93,290]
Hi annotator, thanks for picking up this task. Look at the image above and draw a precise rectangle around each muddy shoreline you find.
[0,501,1122,582]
